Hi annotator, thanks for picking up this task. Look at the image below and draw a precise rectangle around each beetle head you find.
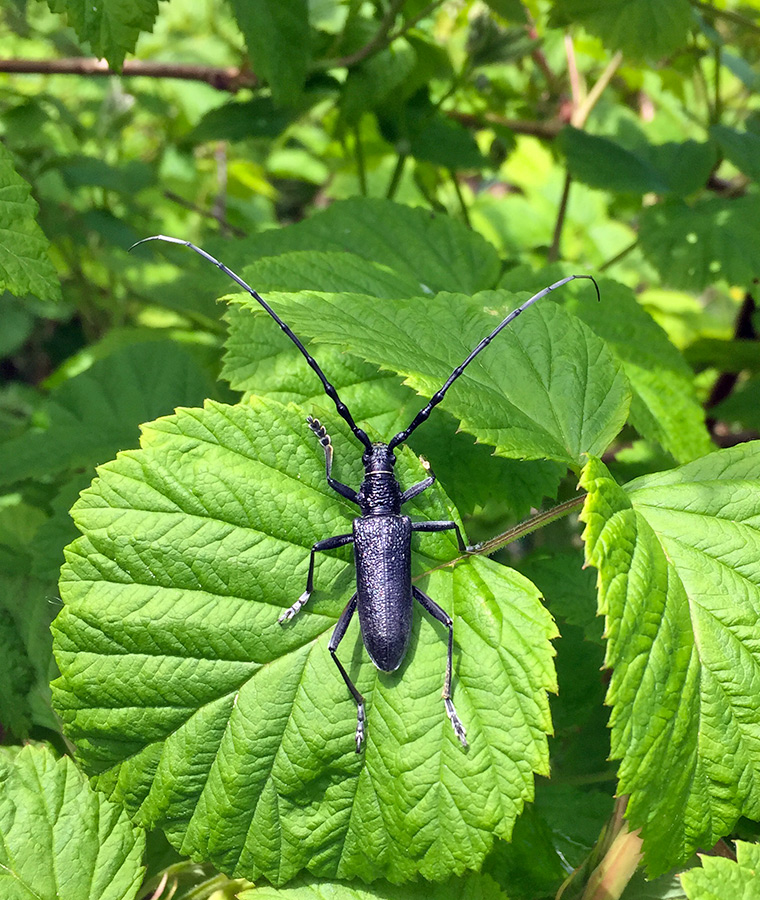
[362,443,396,475]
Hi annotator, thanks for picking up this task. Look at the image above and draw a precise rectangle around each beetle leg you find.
[411,519,469,553]
[412,586,468,748]
[328,593,366,752]
[400,457,435,504]
[279,532,354,623]
[307,416,359,505]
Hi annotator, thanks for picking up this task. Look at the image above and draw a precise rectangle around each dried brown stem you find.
[0,57,257,91]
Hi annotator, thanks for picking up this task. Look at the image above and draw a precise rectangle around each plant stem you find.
[691,0,760,35]
[450,170,471,227]
[549,171,572,263]
[598,239,638,272]
[354,125,367,195]
[416,494,586,579]
[386,152,407,199]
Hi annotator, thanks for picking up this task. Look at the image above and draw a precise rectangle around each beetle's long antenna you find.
[130,235,373,451]
[388,274,600,451]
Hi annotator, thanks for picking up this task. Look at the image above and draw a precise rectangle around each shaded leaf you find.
[0,745,145,900]
[550,0,692,59]
[0,341,219,487]
[228,0,310,105]
[639,197,760,291]
[711,125,760,182]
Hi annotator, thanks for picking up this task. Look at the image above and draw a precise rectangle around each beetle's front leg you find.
[279,532,354,623]
[307,416,359,505]
[400,457,434,504]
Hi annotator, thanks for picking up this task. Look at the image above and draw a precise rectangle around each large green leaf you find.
[560,129,715,197]
[639,197,760,291]
[580,445,760,874]
[242,288,630,465]
[681,841,760,900]
[0,341,219,487]
[46,0,163,69]
[0,143,61,302]
[224,306,565,519]
[227,0,310,105]
[0,745,145,900]
[52,398,557,884]
[500,268,712,463]
[225,197,501,295]
[550,0,692,59]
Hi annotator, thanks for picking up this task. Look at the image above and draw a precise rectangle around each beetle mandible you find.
[131,234,599,752]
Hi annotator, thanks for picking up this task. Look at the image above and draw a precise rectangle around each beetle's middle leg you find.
[329,593,366,752]
[278,532,354,623]
[412,586,468,748]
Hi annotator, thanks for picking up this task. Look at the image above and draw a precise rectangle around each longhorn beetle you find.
[131,234,599,752]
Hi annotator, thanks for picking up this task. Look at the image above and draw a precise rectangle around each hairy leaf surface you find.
[581,445,760,873]
[0,745,145,900]
[53,399,557,884]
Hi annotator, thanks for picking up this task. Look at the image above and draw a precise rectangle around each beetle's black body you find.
[131,233,598,753]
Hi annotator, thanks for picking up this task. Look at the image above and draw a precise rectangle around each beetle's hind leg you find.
[412,586,468,748]
[329,593,366,752]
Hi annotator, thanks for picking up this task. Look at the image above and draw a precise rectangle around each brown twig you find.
[447,110,563,140]
[0,57,257,91]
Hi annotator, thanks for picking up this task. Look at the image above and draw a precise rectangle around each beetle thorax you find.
[357,443,401,515]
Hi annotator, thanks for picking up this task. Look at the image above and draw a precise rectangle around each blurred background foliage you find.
[1,0,760,896]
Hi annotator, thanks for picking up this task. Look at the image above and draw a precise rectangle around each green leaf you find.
[0,607,35,737]
[0,341,219,487]
[550,0,692,59]
[639,197,760,291]
[235,198,502,294]
[713,376,760,432]
[711,125,760,182]
[0,745,145,900]
[560,129,715,197]
[501,268,712,463]
[190,97,298,143]
[240,873,507,900]
[560,128,670,194]
[242,250,426,297]
[580,446,760,874]
[483,0,527,20]
[251,289,630,465]
[227,0,310,106]
[681,841,760,899]
[224,307,564,519]
[52,398,557,883]
[0,143,61,302]
[46,0,163,69]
